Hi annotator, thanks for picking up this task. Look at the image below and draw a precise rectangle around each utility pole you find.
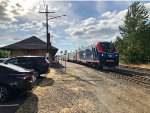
[60,51,63,66]
[39,5,66,64]
[39,5,55,63]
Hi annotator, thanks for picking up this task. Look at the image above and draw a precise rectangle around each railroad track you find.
[119,65,150,71]
[88,64,150,87]
[107,68,150,87]
[59,61,150,87]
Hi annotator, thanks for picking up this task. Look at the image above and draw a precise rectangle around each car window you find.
[30,57,45,64]
[6,58,18,64]
[18,57,30,64]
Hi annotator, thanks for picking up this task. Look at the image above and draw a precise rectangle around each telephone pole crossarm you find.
[39,12,55,13]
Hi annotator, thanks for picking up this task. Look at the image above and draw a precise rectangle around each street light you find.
[47,14,66,43]
[48,15,66,20]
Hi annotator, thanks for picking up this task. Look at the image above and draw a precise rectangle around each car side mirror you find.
[3,61,8,64]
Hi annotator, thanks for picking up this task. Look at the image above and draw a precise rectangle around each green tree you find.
[116,1,150,63]
[0,50,10,58]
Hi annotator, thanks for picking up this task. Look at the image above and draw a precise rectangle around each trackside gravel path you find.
[16,61,150,113]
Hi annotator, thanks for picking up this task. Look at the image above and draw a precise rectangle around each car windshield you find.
[0,63,29,72]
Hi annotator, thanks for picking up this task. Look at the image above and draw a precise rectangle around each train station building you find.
[1,36,58,61]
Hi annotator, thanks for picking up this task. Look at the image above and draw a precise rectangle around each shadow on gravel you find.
[51,61,65,69]
[35,76,54,88]
[37,77,54,87]
[0,92,38,113]
[16,76,54,113]
[67,74,97,86]
[16,93,38,113]
[51,62,102,86]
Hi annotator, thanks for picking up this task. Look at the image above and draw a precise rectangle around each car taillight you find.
[45,59,49,63]
[23,73,33,80]
[42,59,49,66]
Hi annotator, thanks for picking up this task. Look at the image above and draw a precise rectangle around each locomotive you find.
[62,42,119,68]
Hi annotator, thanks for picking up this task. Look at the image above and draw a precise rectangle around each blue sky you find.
[0,0,150,54]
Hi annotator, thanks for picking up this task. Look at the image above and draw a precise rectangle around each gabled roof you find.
[1,36,58,51]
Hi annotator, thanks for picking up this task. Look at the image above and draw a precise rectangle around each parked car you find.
[0,58,8,63]
[4,56,50,76]
[0,63,37,102]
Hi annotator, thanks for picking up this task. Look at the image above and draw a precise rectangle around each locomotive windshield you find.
[101,42,116,52]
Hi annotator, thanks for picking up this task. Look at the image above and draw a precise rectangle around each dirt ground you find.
[16,61,150,113]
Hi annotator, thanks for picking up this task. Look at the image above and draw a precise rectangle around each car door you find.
[0,66,15,83]
[29,58,40,70]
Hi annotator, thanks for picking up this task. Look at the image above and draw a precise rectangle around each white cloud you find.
[82,17,96,26]
[101,10,117,18]
[98,10,127,30]
[0,0,18,23]
[64,1,150,45]
[59,42,73,45]
[0,44,6,47]
[65,8,128,44]
[0,23,20,32]
[145,3,150,8]
[144,3,150,17]
[19,21,43,31]
[0,0,39,23]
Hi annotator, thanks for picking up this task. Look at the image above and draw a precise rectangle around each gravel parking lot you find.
[16,61,150,113]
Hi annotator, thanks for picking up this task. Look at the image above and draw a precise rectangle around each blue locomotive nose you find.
[98,52,119,67]
[106,53,119,59]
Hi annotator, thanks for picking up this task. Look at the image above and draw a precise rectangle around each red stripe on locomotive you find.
[96,42,104,52]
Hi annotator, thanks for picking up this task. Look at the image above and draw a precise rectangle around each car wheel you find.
[0,85,10,103]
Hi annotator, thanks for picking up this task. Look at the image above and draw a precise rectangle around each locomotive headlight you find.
[102,53,106,57]
[116,54,118,57]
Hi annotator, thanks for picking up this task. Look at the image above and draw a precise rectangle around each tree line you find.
[115,1,150,64]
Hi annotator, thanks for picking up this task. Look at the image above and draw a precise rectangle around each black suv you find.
[4,56,50,75]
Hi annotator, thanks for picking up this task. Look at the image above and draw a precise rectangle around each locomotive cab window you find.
[101,42,116,52]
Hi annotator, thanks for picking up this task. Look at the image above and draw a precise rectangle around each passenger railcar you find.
[61,54,67,61]
[68,52,77,62]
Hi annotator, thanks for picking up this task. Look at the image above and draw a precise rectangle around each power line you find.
[42,0,46,8]
[38,0,45,12]
[38,0,42,12]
